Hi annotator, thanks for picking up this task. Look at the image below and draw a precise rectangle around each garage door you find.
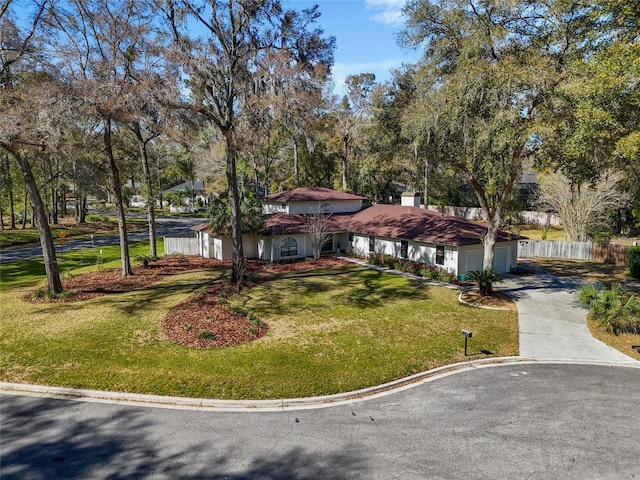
[493,246,510,274]
[465,249,483,273]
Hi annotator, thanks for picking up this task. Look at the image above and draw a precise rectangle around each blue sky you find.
[284,0,422,94]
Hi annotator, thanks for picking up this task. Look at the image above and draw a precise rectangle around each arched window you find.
[280,237,298,257]
[319,202,334,214]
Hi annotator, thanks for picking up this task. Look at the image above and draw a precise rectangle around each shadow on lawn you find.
[65,271,219,318]
[243,268,431,316]
[1,395,365,479]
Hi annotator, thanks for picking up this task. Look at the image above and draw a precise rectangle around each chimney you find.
[401,191,421,207]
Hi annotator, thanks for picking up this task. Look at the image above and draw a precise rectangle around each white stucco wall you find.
[243,234,258,259]
[258,234,309,261]
[287,199,362,215]
[350,234,371,257]
[350,234,461,274]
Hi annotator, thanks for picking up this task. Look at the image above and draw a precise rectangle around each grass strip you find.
[0,240,164,289]
[0,265,518,399]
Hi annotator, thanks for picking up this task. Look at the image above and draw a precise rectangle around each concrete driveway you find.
[499,273,638,364]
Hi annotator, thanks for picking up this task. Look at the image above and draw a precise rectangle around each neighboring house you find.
[178,187,524,276]
[163,180,207,212]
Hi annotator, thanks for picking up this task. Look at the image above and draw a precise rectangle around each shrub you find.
[369,253,384,266]
[578,283,639,335]
[578,283,601,310]
[86,214,109,222]
[133,255,156,267]
[197,330,216,340]
[466,268,502,296]
[630,246,640,279]
[586,224,612,245]
[382,254,396,269]
[395,259,409,272]
[406,261,421,275]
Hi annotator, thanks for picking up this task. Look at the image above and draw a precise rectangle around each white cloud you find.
[365,0,407,27]
[331,60,400,96]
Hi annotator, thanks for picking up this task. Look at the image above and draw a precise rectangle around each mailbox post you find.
[461,329,473,356]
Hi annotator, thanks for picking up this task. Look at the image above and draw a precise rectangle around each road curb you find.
[2,357,638,412]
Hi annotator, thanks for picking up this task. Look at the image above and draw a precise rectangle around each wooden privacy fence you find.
[518,240,630,265]
[164,235,199,256]
[592,244,631,265]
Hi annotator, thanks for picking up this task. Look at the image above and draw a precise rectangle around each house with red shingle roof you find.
[181,187,522,275]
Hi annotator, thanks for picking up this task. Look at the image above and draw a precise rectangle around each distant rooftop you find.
[262,187,365,203]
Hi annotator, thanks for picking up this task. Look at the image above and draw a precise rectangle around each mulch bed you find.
[161,282,270,348]
[25,256,230,303]
[459,290,516,310]
[23,255,349,348]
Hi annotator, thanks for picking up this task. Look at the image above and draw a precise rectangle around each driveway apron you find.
[498,273,637,364]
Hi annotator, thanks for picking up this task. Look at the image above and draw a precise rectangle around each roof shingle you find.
[348,205,522,246]
[262,187,365,203]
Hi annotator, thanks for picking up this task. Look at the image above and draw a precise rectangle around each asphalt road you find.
[2,363,639,479]
[0,215,204,264]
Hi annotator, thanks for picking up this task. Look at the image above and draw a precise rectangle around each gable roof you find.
[192,204,524,247]
[348,205,522,246]
[164,180,205,194]
[262,187,365,203]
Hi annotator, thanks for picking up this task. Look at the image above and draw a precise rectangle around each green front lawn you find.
[0,216,151,249]
[0,240,163,289]
[0,261,518,400]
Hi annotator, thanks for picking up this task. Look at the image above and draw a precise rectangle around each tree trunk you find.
[8,181,15,229]
[79,195,87,224]
[103,117,133,276]
[482,225,497,271]
[138,134,157,258]
[468,168,519,271]
[11,148,63,294]
[293,140,299,188]
[250,154,260,195]
[341,133,349,191]
[50,183,58,224]
[75,194,81,226]
[21,187,28,229]
[60,184,67,217]
[224,130,245,289]
[4,156,16,229]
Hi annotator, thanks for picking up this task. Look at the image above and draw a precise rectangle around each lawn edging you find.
[3,358,638,411]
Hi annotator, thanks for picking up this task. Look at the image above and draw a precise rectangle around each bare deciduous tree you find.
[538,170,630,241]
[305,208,331,260]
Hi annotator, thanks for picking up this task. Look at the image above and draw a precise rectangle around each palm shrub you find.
[578,283,601,310]
[466,268,502,296]
[133,254,156,267]
[578,283,639,335]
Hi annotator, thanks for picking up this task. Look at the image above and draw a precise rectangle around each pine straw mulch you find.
[25,256,230,303]
[23,255,348,348]
[459,290,516,311]
[161,282,271,348]
[162,256,348,348]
